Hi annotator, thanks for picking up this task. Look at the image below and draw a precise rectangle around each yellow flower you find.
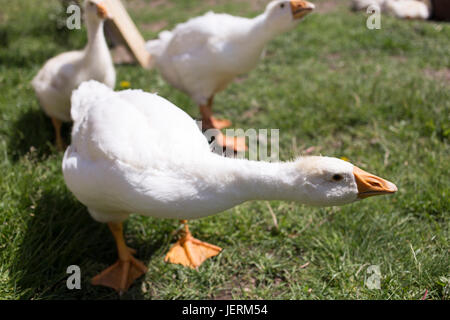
[340,156,350,162]
[120,81,131,89]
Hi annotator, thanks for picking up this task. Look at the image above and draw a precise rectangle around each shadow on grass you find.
[10,188,167,299]
[7,109,71,162]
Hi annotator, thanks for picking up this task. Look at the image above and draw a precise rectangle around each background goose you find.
[384,0,431,19]
[352,0,431,20]
[32,0,115,150]
[146,0,315,151]
[62,81,397,293]
[351,0,385,11]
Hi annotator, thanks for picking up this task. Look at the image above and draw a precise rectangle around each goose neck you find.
[197,155,303,203]
[85,19,108,59]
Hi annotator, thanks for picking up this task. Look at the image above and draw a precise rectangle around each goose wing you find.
[70,81,210,170]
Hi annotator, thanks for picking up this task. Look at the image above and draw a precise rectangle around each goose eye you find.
[280,3,285,8]
[332,174,343,182]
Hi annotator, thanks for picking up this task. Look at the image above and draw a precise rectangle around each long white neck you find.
[230,11,298,65]
[249,12,281,44]
[183,154,306,204]
[232,13,281,54]
[84,18,109,64]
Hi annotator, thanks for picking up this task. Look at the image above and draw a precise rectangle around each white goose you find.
[383,0,431,20]
[62,81,397,293]
[352,0,431,20]
[351,0,385,11]
[32,0,115,150]
[146,0,315,151]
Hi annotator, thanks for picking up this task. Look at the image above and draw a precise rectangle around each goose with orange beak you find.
[32,0,115,150]
[63,81,397,294]
[146,1,315,152]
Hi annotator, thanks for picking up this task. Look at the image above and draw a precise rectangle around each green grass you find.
[0,0,449,300]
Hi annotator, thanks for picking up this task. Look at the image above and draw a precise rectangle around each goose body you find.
[63,81,223,222]
[146,11,273,106]
[62,81,397,293]
[32,0,115,148]
[352,0,431,20]
[146,0,315,151]
[384,0,431,19]
[32,48,115,122]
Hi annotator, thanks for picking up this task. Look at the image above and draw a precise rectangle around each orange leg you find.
[200,96,232,130]
[164,220,222,269]
[200,97,247,152]
[91,222,148,294]
[51,117,65,151]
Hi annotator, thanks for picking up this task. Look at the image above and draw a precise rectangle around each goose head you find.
[84,0,111,23]
[286,156,397,206]
[264,0,315,33]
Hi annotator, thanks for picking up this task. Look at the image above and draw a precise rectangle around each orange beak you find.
[353,166,398,199]
[290,0,315,20]
[96,2,110,19]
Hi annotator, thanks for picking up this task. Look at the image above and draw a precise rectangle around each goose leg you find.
[91,222,148,294]
[164,220,222,269]
[200,96,232,130]
[51,117,65,151]
[200,96,247,152]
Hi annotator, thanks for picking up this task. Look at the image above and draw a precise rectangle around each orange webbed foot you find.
[164,234,222,269]
[209,117,232,130]
[91,247,147,294]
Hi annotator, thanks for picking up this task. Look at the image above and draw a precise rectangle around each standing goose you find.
[32,0,115,150]
[62,81,397,293]
[146,0,315,151]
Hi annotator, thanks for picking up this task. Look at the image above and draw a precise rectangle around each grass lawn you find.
[0,0,448,300]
